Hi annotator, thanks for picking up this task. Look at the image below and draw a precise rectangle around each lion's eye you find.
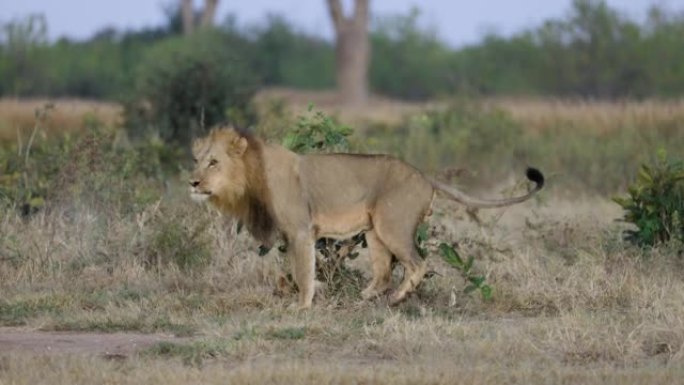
[192,157,198,163]
[208,159,218,167]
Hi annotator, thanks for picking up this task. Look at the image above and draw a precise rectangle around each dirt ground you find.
[0,327,186,357]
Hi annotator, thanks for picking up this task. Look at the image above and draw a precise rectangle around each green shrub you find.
[613,150,684,246]
[282,105,353,154]
[124,30,257,146]
[415,223,492,300]
[439,243,492,300]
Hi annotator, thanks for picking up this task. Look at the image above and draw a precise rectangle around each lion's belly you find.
[312,205,371,239]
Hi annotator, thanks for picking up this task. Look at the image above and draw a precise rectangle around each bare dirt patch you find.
[0,327,187,357]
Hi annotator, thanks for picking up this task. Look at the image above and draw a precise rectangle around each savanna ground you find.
[1,92,684,384]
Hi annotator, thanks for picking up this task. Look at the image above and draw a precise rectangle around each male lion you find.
[190,126,544,309]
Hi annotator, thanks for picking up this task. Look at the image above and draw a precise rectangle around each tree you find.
[200,0,219,28]
[180,0,220,36]
[181,0,194,35]
[326,0,370,106]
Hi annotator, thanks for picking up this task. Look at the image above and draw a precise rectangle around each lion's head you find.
[190,127,249,210]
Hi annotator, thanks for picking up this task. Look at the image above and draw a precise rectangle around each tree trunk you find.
[181,0,194,35]
[327,0,370,106]
[200,0,219,28]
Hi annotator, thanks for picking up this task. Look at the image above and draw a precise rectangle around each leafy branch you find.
[415,222,492,301]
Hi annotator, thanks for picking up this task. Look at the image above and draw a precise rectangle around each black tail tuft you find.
[525,167,545,188]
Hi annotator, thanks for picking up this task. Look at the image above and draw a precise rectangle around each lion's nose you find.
[190,180,200,188]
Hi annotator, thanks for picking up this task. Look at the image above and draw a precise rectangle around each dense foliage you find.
[2,0,684,101]
[614,151,684,246]
[124,30,257,145]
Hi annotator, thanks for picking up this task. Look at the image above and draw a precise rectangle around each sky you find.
[0,0,674,47]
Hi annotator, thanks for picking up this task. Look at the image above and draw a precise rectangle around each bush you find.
[281,105,353,154]
[614,150,684,246]
[124,30,257,146]
[0,108,166,215]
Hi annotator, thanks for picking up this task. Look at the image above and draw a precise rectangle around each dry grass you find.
[2,186,684,383]
[2,354,682,385]
[3,91,683,139]
[256,88,684,135]
[2,92,684,383]
[0,98,121,143]
[254,87,431,128]
[488,96,684,134]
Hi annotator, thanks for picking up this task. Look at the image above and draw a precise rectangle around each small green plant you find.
[613,150,684,246]
[439,243,493,300]
[415,223,492,301]
[282,104,353,153]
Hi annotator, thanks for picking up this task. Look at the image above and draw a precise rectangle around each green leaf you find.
[480,285,493,300]
[282,133,297,150]
[338,126,354,136]
[612,196,630,208]
[467,275,486,287]
[638,164,653,183]
[439,243,463,268]
[415,223,429,245]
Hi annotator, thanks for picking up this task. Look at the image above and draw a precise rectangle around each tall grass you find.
[0,98,120,143]
[360,99,684,194]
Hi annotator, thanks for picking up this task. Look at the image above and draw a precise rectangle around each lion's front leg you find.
[290,231,316,310]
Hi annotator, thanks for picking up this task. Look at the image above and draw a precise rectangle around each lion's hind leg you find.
[361,229,393,300]
[372,202,429,306]
[386,242,426,306]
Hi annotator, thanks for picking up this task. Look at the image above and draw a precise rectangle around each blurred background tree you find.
[3,0,683,102]
[1,0,684,147]
[326,0,371,106]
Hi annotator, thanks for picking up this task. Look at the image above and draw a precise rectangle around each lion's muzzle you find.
[189,179,211,202]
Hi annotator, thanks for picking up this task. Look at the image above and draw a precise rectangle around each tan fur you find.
[190,126,543,309]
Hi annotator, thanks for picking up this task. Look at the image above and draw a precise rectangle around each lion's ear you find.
[228,137,248,157]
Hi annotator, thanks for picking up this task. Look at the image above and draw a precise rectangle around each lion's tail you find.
[430,167,544,209]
